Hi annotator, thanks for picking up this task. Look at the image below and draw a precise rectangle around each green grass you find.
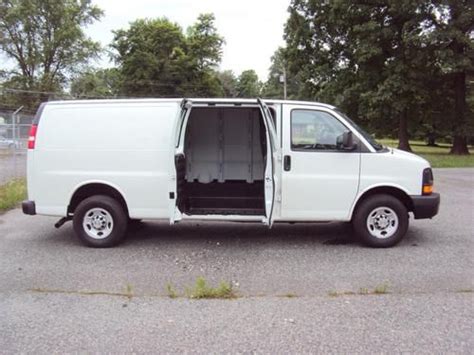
[165,277,238,299]
[379,139,474,168]
[0,179,27,212]
[186,277,236,299]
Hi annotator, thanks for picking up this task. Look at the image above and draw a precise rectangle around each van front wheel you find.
[353,194,408,248]
[73,195,128,248]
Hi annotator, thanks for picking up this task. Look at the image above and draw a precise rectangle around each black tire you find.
[73,195,128,248]
[352,194,408,248]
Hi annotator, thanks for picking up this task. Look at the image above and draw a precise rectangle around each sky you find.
[85,0,291,81]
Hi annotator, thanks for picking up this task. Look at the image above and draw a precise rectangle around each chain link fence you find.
[0,110,34,185]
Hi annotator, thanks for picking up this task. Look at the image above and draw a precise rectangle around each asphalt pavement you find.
[0,168,473,353]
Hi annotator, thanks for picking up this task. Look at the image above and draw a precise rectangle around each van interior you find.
[176,106,269,216]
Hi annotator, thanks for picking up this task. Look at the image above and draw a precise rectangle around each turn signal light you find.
[423,184,433,195]
[422,168,434,195]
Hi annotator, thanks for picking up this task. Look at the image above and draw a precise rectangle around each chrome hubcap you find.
[366,207,399,239]
[83,208,114,239]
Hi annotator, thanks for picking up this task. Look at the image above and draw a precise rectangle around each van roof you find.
[42,98,336,109]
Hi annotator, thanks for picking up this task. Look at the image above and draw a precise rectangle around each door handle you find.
[284,155,291,171]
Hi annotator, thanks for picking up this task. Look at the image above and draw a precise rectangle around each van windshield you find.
[336,110,384,151]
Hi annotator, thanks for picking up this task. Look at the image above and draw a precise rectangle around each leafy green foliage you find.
[216,70,238,98]
[236,69,261,97]
[187,13,224,71]
[111,17,187,97]
[429,0,474,154]
[262,47,302,99]
[111,13,225,98]
[0,0,103,109]
[284,0,473,154]
[70,68,121,98]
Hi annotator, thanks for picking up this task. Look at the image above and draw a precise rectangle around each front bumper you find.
[22,200,36,215]
[410,193,440,219]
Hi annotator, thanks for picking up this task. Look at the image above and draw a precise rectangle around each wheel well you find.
[352,186,413,218]
[68,183,129,216]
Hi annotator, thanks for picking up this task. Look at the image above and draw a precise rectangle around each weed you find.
[166,283,178,298]
[329,283,390,297]
[125,284,133,300]
[373,283,389,294]
[328,290,356,297]
[186,276,236,299]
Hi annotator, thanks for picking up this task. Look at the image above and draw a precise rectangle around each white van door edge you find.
[169,99,192,224]
[257,98,279,227]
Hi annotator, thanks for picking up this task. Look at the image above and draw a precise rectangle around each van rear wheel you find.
[353,194,408,248]
[73,195,128,248]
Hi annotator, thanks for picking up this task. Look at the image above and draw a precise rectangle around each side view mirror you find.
[337,131,357,151]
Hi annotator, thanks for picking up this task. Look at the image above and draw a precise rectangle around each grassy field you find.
[379,139,474,168]
[0,179,27,212]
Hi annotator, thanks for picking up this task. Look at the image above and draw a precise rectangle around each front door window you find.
[291,110,348,151]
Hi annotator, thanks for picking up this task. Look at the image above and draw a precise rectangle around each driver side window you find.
[291,110,348,151]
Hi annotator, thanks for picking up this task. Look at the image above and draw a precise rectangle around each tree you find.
[236,70,261,97]
[186,13,225,97]
[284,0,442,151]
[262,47,301,99]
[111,14,225,98]
[216,70,238,97]
[187,13,224,71]
[0,0,103,107]
[70,68,121,98]
[111,18,188,97]
[430,0,473,155]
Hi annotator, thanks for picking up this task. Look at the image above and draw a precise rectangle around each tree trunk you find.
[397,109,412,152]
[450,72,470,155]
[451,135,470,155]
[426,133,437,147]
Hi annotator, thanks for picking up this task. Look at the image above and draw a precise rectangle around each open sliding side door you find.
[169,99,192,224]
[257,98,279,226]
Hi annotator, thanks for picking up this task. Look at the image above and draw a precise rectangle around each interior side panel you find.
[185,108,220,183]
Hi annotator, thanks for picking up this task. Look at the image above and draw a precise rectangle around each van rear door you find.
[169,99,192,224]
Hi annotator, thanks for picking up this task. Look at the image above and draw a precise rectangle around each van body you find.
[22,98,440,247]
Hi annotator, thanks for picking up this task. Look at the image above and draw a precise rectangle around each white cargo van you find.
[22,98,439,248]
